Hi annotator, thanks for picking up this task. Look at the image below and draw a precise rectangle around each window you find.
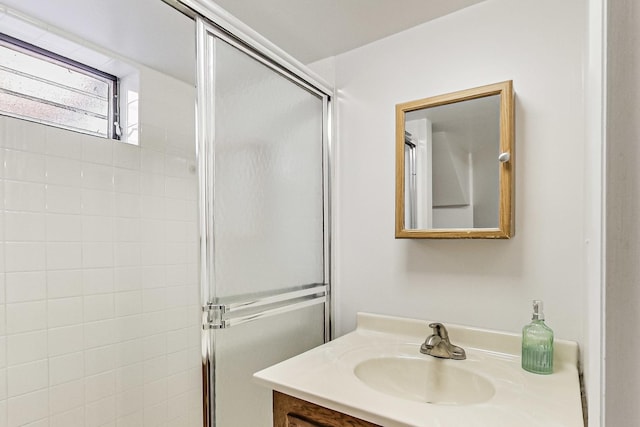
[0,33,120,139]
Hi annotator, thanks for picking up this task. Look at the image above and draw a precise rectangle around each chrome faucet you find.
[420,322,466,360]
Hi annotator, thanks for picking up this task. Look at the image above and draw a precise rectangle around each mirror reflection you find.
[395,81,514,239]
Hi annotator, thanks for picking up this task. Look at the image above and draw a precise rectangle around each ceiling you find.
[0,0,486,83]
[211,0,487,64]
[0,0,196,83]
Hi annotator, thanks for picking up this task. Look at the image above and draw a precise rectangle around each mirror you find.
[395,81,514,239]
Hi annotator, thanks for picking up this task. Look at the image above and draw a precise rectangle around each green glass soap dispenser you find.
[521,300,554,374]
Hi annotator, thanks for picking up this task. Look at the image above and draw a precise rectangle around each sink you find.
[354,356,495,405]
[255,313,583,426]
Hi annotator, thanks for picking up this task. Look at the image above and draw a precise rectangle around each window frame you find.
[0,32,120,139]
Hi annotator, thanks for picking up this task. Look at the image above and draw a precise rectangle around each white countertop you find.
[254,312,584,427]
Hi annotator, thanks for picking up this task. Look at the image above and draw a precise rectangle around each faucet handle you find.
[422,322,466,360]
[428,322,449,340]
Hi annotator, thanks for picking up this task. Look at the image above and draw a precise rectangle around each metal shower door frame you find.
[193,13,333,427]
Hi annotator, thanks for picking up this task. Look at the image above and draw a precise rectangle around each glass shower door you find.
[196,18,330,427]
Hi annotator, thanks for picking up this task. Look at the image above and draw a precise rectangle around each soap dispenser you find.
[521,300,554,374]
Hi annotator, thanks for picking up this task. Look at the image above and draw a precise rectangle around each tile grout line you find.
[43,129,52,421]
[2,126,7,425]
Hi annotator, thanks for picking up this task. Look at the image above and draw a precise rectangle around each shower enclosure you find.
[194,12,333,427]
[0,1,203,425]
[0,0,331,425]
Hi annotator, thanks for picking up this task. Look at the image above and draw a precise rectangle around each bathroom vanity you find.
[273,391,379,427]
[254,313,584,427]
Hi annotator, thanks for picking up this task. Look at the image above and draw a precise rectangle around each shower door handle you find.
[202,284,328,329]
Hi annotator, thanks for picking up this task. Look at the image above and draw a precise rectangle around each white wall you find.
[312,0,588,355]
[605,0,640,425]
[0,65,202,427]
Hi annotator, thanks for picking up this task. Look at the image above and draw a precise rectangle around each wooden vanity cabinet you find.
[273,391,381,427]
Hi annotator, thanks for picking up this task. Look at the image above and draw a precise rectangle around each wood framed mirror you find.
[395,80,514,239]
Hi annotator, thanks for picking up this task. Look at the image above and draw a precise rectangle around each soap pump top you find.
[532,300,544,320]
[521,300,554,375]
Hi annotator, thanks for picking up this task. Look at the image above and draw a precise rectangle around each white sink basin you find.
[254,313,583,427]
[354,356,495,405]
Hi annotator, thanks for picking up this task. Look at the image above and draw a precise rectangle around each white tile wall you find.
[0,65,201,426]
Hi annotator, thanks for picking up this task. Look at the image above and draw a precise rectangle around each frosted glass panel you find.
[213,39,324,297]
[215,304,325,427]
[199,24,328,427]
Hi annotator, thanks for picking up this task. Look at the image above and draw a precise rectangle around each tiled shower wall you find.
[0,65,202,427]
